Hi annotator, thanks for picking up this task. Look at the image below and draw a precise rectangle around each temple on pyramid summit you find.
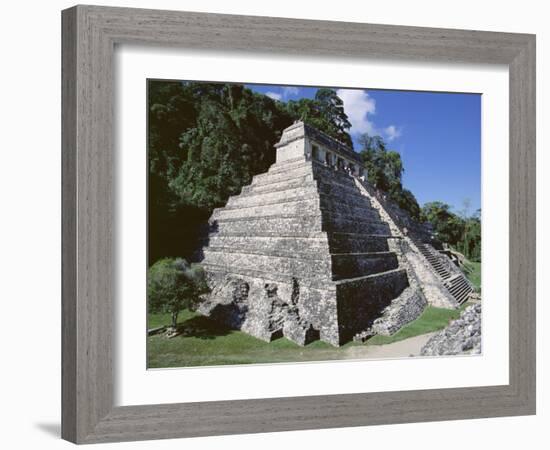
[198,121,474,346]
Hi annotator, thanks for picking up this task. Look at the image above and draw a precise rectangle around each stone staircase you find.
[443,275,474,305]
[415,241,453,280]
[413,240,473,305]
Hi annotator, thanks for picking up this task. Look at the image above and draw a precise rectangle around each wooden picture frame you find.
[61,5,536,444]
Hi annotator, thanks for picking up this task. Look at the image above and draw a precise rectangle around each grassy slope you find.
[147,304,467,368]
[462,260,481,291]
[366,304,468,345]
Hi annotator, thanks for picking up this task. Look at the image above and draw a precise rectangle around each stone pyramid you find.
[198,121,473,346]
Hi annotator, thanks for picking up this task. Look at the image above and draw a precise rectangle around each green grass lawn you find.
[148,310,345,368]
[462,260,481,292]
[147,304,467,368]
[366,304,468,345]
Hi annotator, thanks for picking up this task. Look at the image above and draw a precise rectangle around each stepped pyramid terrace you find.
[197,121,474,346]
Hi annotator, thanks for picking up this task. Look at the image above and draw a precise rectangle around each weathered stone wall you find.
[335,268,410,343]
[198,271,338,345]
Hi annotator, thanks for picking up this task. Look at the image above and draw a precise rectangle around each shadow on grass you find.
[176,315,232,340]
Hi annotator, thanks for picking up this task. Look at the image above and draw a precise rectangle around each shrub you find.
[147,258,209,329]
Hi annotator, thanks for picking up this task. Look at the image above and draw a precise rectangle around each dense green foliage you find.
[422,201,481,261]
[357,134,422,220]
[147,258,209,329]
[148,81,291,263]
[148,81,353,264]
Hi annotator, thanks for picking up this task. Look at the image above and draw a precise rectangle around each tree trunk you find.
[171,311,178,330]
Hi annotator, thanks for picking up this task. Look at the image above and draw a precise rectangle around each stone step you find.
[243,176,377,214]
[252,163,313,185]
[210,214,323,235]
[331,252,399,280]
[322,214,392,235]
[205,234,329,255]
[242,174,315,195]
[320,190,375,211]
[227,184,319,208]
[449,279,470,294]
[214,196,381,224]
[450,286,471,300]
[445,275,474,303]
[204,244,328,260]
[447,277,468,289]
[319,195,378,219]
[212,197,321,221]
[202,248,332,279]
[435,271,449,278]
[321,207,380,224]
[201,263,333,289]
[453,287,473,304]
[327,233,390,253]
[265,157,309,174]
[418,244,458,281]
[210,213,391,240]
[448,285,465,294]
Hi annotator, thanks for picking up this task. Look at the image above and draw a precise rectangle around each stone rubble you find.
[420,303,482,356]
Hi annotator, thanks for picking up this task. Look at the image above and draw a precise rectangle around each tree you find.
[422,201,463,245]
[147,258,209,329]
[392,188,422,221]
[147,81,294,264]
[357,133,422,220]
[284,88,353,147]
[358,133,403,191]
[459,208,481,261]
[422,202,481,262]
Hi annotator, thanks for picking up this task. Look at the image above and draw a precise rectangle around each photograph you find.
[146,80,482,368]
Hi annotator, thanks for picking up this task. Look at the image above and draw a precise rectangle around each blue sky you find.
[246,84,481,214]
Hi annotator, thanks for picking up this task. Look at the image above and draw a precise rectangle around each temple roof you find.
[275,121,363,164]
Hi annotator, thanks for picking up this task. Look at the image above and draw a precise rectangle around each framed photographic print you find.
[62,4,536,444]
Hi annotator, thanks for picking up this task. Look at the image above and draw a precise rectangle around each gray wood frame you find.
[62,4,536,444]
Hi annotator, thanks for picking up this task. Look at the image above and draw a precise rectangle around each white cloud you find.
[265,91,282,101]
[384,125,402,142]
[265,87,300,101]
[336,89,377,135]
[282,86,299,97]
[336,89,403,142]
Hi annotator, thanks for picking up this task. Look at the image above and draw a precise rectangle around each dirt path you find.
[342,332,436,360]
